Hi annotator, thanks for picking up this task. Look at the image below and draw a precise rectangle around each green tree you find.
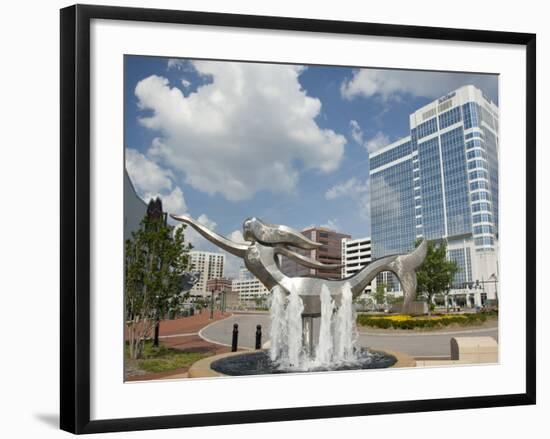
[354,296,369,311]
[194,297,208,311]
[386,293,403,306]
[125,226,153,360]
[151,220,193,346]
[253,296,267,310]
[415,239,458,315]
[373,282,387,310]
[124,198,192,359]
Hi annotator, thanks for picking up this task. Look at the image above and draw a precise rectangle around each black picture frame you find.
[60,4,536,434]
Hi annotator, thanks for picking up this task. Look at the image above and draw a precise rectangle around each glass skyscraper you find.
[369,85,499,304]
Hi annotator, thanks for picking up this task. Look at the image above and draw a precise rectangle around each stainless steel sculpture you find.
[171,215,427,315]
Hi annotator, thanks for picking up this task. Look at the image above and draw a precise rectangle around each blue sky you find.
[124,55,497,275]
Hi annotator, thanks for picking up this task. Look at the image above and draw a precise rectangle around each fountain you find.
[172,214,427,376]
[315,285,335,366]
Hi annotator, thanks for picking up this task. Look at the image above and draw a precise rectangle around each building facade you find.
[206,277,239,309]
[341,237,374,295]
[232,267,270,302]
[369,85,499,306]
[205,277,232,294]
[280,227,351,279]
[189,251,225,296]
[124,169,147,242]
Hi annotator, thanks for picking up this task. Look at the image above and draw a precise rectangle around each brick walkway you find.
[158,310,228,336]
[126,310,236,382]
[124,309,228,339]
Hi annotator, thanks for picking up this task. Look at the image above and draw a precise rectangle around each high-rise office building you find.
[280,227,351,279]
[189,251,225,296]
[369,85,499,305]
[341,237,374,295]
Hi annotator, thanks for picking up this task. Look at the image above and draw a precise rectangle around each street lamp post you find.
[475,274,498,308]
[489,273,499,304]
[209,289,215,320]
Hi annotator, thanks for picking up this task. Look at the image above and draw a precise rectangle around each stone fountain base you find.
[188,349,416,378]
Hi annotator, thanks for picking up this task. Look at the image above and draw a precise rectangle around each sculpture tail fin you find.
[395,239,428,271]
[389,239,428,313]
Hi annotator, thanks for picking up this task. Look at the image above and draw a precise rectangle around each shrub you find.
[356,311,496,330]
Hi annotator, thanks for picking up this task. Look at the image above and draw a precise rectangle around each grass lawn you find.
[125,341,208,374]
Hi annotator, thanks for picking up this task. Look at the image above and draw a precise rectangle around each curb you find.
[188,351,248,378]
[187,349,416,378]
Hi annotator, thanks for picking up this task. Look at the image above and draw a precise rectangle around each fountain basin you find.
[188,349,416,378]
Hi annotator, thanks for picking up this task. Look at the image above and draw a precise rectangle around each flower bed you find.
[356,311,497,330]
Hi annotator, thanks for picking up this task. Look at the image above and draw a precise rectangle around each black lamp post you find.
[209,289,215,320]
[475,275,498,307]
[221,290,226,315]
[489,273,499,304]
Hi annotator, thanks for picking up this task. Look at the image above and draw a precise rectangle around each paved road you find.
[200,313,498,357]
[200,314,272,350]
[359,328,498,357]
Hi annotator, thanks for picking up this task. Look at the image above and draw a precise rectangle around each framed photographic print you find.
[60,4,536,434]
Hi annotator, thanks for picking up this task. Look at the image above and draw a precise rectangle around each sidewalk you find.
[124,310,229,339]
[125,311,236,382]
[157,310,229,336]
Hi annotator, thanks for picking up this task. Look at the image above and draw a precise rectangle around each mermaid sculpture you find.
[171,215,427,315]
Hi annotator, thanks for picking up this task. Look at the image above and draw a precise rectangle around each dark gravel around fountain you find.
[210,349,396,376]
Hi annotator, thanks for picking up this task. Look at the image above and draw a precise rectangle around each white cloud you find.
[175,213,238,249]
[320,219,340,231]
[348,120,390,154]
[325,177,370,220]
[125,148,187,214]
[325,177,368,200]
[126,148,246,277]
[341,68,497,101]
[181,79,191,88]
[301,219,341,232]
[365,131,390,154]
[166,58,192,71]
[135,61,346,201]
[143,187,186,214]
[126,148,173,194]
[197,213,217,230]
[349,120,364,146]
[182,213,217,249]
[228,229,246,244]
[341,69,405,101]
